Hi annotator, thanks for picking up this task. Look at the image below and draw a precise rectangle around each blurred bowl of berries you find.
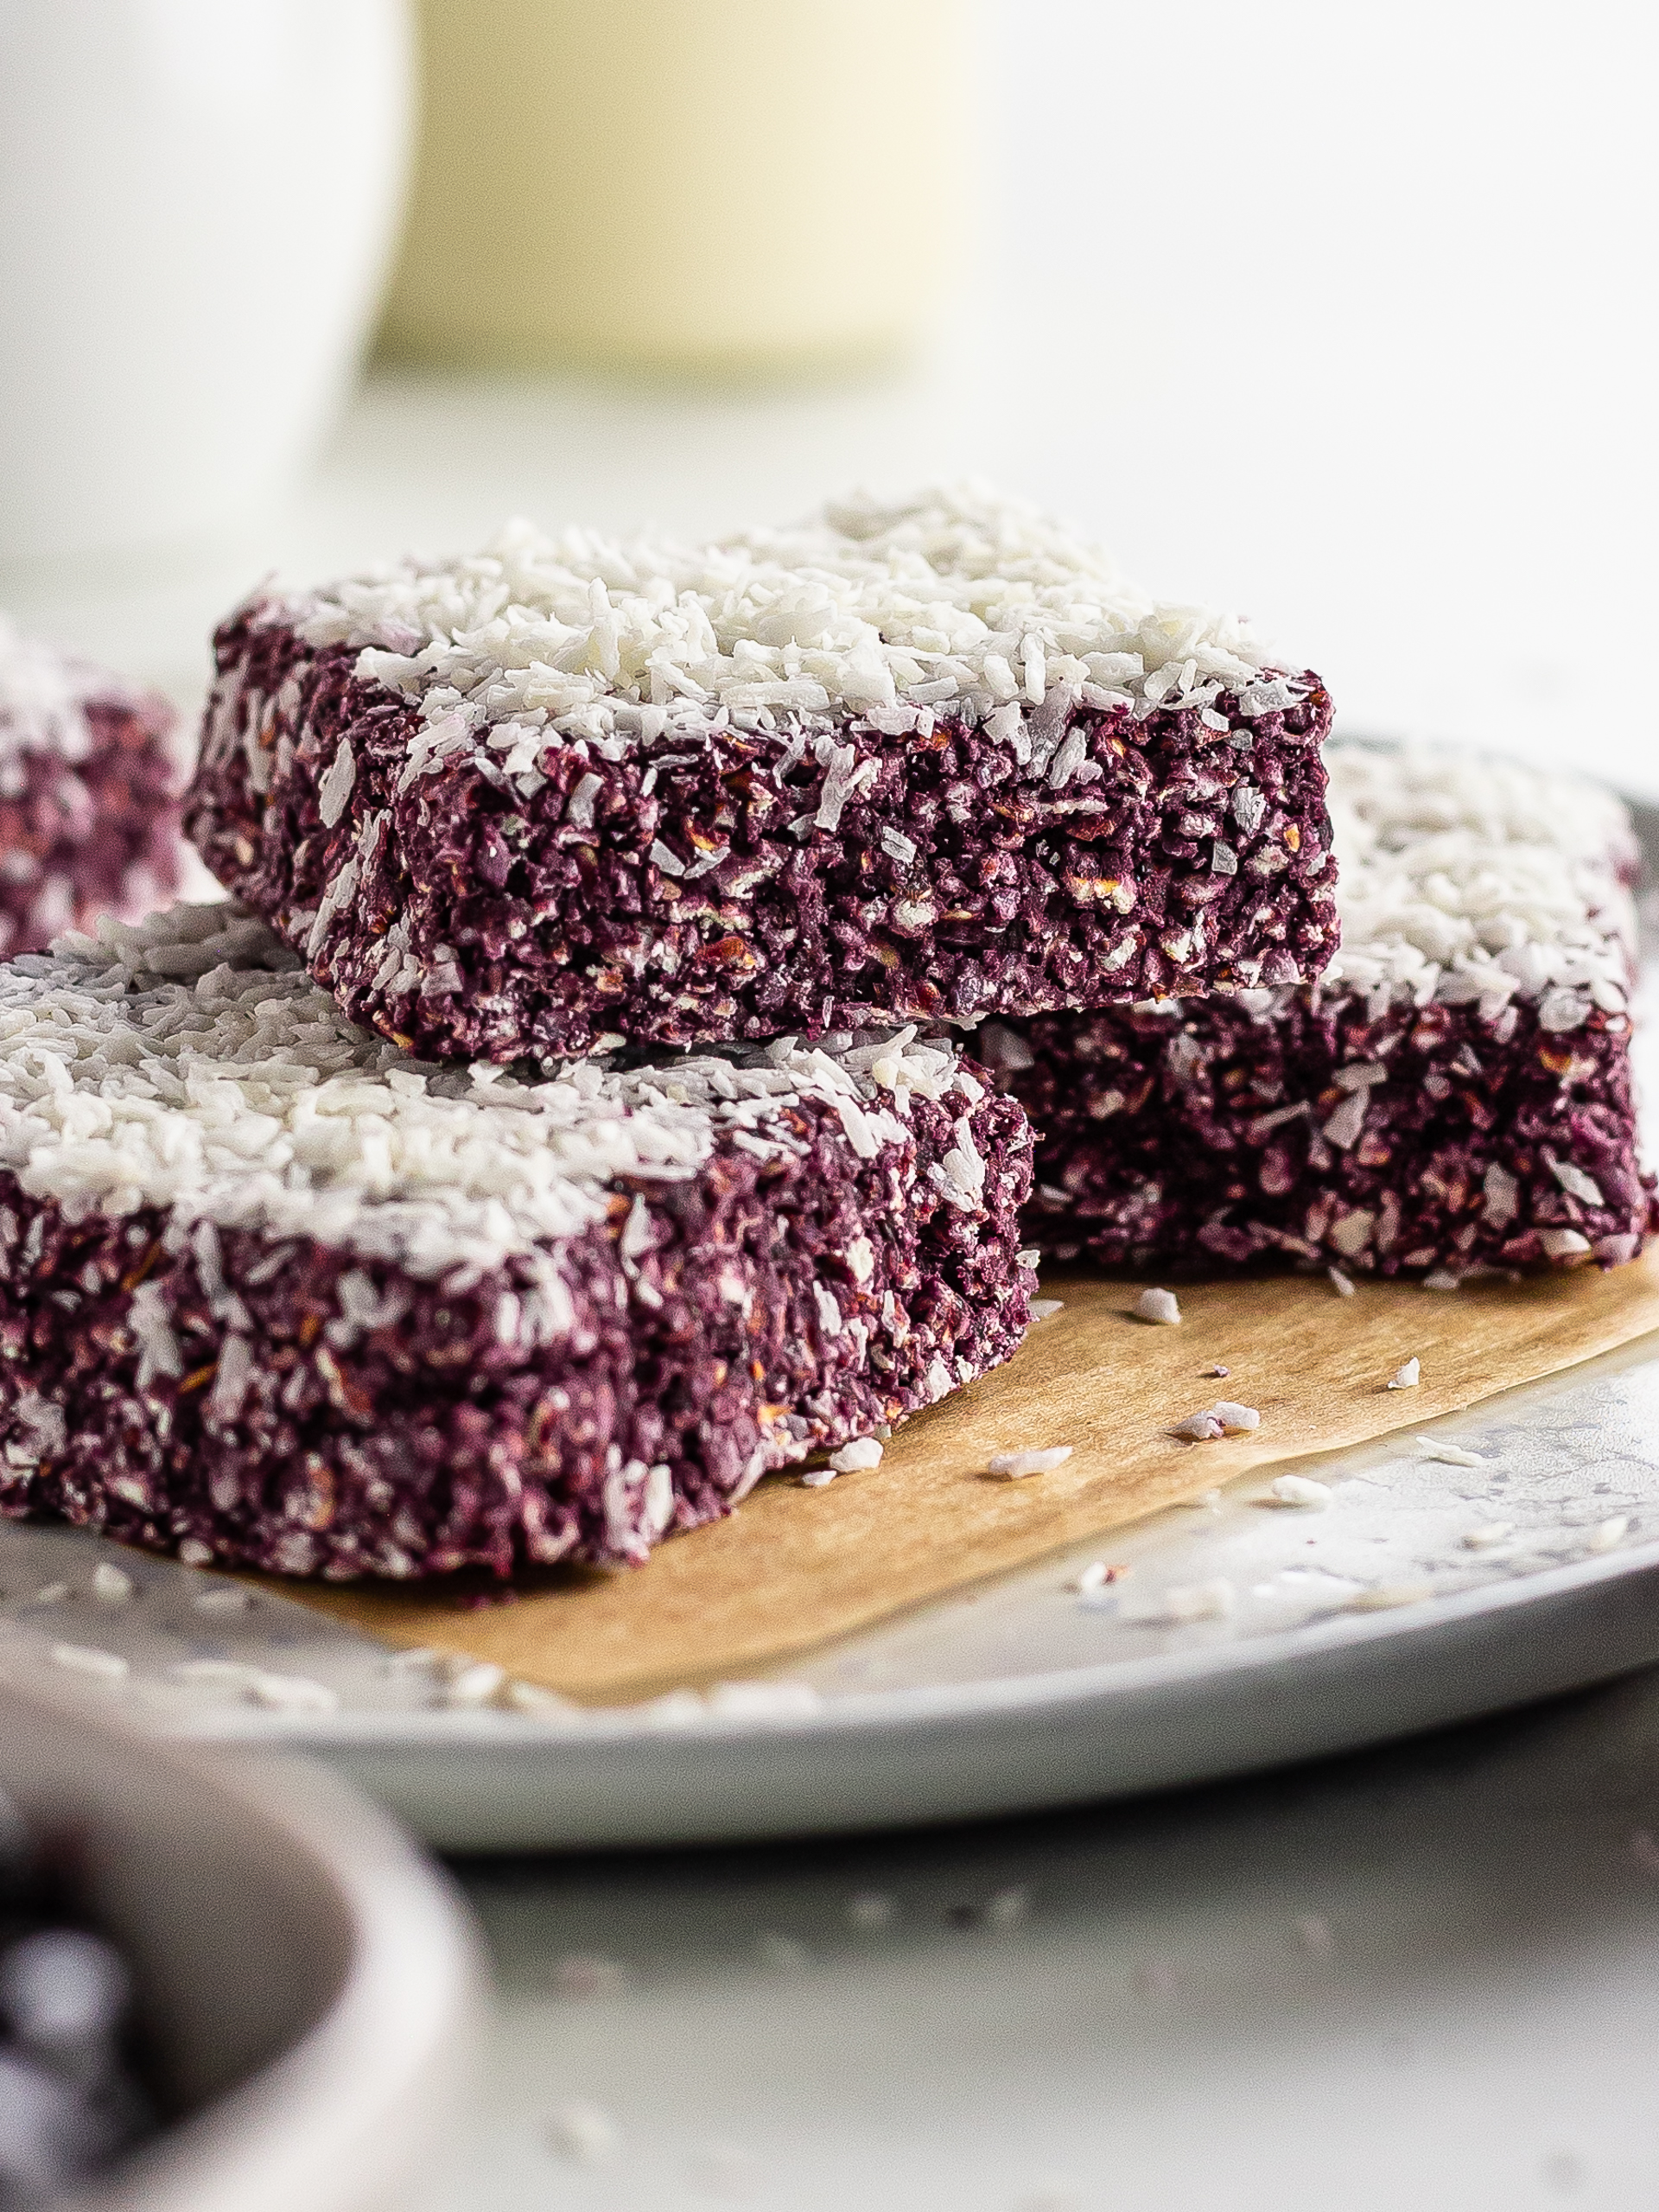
[0,1678,480,2211]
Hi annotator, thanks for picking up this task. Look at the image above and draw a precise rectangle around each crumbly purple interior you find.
[0,1084,1033,1580]
[0,696,181,957]
[982,990,1655,1279]
[184,611,1336,1065]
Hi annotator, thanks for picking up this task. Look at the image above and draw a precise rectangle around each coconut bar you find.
[981,745,1655,1281]
[0,619,181,955]
[0,905,1033,1580]
[183,486,1336,1065]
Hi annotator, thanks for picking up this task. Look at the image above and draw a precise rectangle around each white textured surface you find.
[278,487,1304,775]
[0,902,975,1281]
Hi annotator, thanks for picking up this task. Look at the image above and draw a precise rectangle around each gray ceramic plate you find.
[1,798,1654,1851]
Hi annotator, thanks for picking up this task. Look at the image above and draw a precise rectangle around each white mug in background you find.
[0,0,413,567]
[383,0,976,378]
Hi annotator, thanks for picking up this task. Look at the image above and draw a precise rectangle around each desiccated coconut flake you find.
[1268,1474,1331,1508]
[194,1585,253,1612]
[1386,1358,1421,1389]
[1173,1411,1225,1441]
[1586,1516,1630,1553]
[1462,1522,1515,1550]
[1135,1287,1182,1325]
[1347,1581,1434,1611]
[1029,1299,1065,1321]
[828,1436,882,1473]
[988,1446,1074,1478]
[247,1672,340,1712]
[1414,1439,1489,1467]
[92,1562,134,1603]
[50,1643,129,1681]
[799,1466,836,1489]
[1327,1267,1356,1298]
[1211,1402,1261,1433]
[1161,1578,1236,1624]
[435,1660,507,1708]
[505,1680,580,1715]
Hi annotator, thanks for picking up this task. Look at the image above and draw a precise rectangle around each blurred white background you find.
[3,0,1655,793]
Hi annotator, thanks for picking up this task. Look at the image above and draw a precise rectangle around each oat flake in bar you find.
[982,746,1656,1281]
[184,486,1336,1064]
[0,620,181,955]
[0,906,1033,1580]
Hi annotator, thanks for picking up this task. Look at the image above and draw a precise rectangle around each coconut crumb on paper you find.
[988,1446,1074,1478]
[1135,1287,1182,1325]
[1387,1358,1421,1389]
[829,1436,883,1474]
[1174,1402,1260,1440]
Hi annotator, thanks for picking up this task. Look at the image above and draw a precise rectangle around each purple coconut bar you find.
[0,905,1033,1580]
[979,746,1656,1282]
[183,488,1335,1065]
[0,619,181,954]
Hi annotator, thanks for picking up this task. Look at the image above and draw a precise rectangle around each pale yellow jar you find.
[382,0,973,377]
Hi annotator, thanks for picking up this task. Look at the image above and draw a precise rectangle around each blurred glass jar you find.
[0,0,412,565]
[383,0,974,377]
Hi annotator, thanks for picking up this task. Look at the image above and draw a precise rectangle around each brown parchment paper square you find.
[279,1251,1659,1704]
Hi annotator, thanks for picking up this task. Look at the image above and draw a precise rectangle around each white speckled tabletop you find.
[440,1667,1659,2212]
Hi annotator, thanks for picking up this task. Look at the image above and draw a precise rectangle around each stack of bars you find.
[0,488,1646,1584]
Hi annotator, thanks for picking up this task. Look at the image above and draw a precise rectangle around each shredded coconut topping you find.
[0,905,982,1285]
[1317,745,1637,1028]
[274,485,1305,770]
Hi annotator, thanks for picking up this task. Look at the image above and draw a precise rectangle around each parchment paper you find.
[284,1250,1659,1703]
